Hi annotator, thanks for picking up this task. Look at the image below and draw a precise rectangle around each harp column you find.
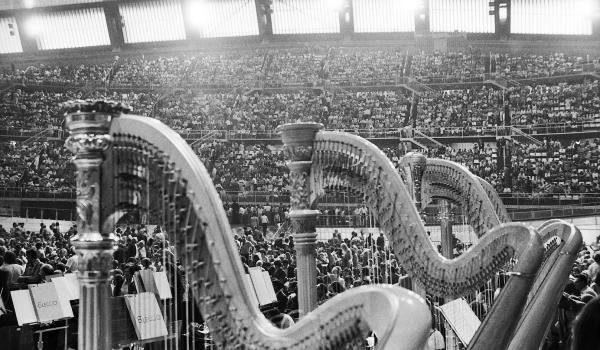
[403,152,428,297]
[278,122,323,316]
[64,101,120,350]
[438,200,454,259]
[404,152,427,210]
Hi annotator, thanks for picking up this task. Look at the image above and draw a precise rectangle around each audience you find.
[1,46,600,348]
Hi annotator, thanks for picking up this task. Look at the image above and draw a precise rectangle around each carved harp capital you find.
[64,100,124,240]
[73,241,115,280]
[63,100,128,156]
[290,210,319,235]
[278,122,323,162]
[280,122,324,210]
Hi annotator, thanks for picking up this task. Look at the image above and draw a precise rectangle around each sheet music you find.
[438,298,481,345]
[248,267,277,306]
[29,283,72,323]
[52,276,76,301]
[153,271,172,300]
[64,273,80,300]
[139,270,157,295]
[243,274,260,309]
[10,290,37,326]
[261,270,278,304]
[124,292,169,340]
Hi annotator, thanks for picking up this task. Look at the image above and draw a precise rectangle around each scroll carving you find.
[75,167,99,233]
[283,145,314,162]
[291,216,317,233]
[66,134,112,155]
[77,250,114,274]
[289,171,311,209]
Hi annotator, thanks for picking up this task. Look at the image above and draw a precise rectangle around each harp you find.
[64,101,432,350]
[280,123,580,350]
[398,153,583,349]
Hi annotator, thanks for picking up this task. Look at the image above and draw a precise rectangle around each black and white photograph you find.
[0,0,599,349]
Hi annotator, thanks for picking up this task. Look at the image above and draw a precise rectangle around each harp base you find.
[72,238,115,350]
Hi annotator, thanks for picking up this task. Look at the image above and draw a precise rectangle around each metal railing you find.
[498,193,600,207]
[413,129,444,149]
[509,126,543,147]
[21,207,76,221]
[414,122,600,138]
[1,121,599,148]
[22,128,53,147]
[189,130,223,147]
[176,122,600,142]
[0,187,76,199]
[180,190,600,208]
[3,67,599,94]
[0,128,65,139]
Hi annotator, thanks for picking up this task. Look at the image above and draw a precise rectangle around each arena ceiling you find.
[0,0,598,54]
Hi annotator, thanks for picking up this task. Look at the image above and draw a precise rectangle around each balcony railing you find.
[0,187,76,199]
[178,122,600,141]
[4,122,598,143]
[4,187,599,208]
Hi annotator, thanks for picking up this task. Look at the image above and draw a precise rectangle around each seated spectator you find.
[571,296,600,350]
[0,251,24,288]
[17,249,43,285]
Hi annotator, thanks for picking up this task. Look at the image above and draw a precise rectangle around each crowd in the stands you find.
[411,51,489,82]
[411,51,591,82]
[0,141,75,193]
[508,81,600,127]
[1,49,598,88]
[2,130,600,198]
[3,81,600,140]
[1,48,600,197]
[495,52,589,79]
[1,47,600,349]
[509,138,600,195]
[197,141,288,195]
[0,61,112,85]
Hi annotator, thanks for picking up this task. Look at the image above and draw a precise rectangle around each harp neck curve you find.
[311,130,543,298]
[106,115,432,350]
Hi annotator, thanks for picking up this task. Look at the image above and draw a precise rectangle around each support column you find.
[414,0,430,35]
[14,11,39,53]
[255,0,273,37]
[64,101,120,350]
[278,122,323,316]
[103,2,125,51]
[338,0,353,37]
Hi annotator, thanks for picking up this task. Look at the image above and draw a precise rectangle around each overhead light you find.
[327,0,345,13]
[582,0,599,18]
[24,16,41,37]
[404,0,417,15]
[23,0,35,9]
[185,0,208,31]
